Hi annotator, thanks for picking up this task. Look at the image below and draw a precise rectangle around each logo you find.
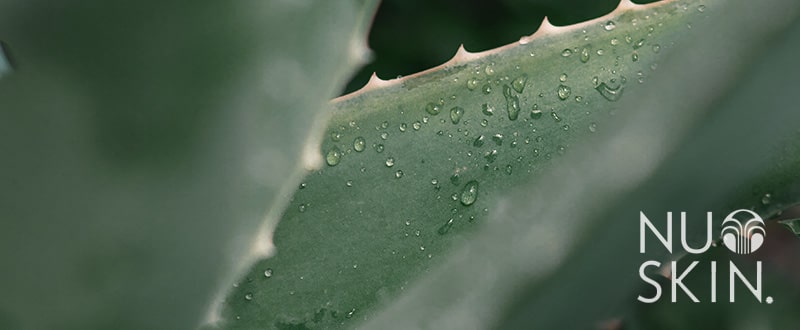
[721,209,766,254]
[637,209,771,304]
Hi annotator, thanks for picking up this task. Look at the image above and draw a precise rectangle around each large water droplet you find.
[326,147,342,166]
[531,109,543,119]
[512,74,528,93]
[460,180,479,206]
[595,81,624,101]
[450,106,465,124]
[450,173,460,186]
[557,84,571,100]
[425,102,441,115]
[353,137,366,152]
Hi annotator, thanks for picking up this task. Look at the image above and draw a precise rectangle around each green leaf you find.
[222,0,800,328]
[0,1,377,329]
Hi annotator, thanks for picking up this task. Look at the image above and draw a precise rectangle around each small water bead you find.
[353,136,366,152]
[298,204,307,212]
[374,144,385,153]
[380,132,389,140]
[559,73,568,82]
[245,293,253,301]
[346,309,356,319]
[505,164,513,175]
[595,82,624,101]
[610,38,620,46]
[346,180,353,187]
[482,84,492,94]
[631,52,639,62]
[603,21,616,31]
[506,96,520,121]
[473,135,485,147]
[412,121,422,130]
[380,121,389,129]
[431,179,438,185]
[425,102,441,115]
[561,48,572,57]
[330,132,341,142]
[589,122,598,132]
[395,170,404,179]
[491,134,504,146]
[698,5,706,12]
[437,218,455,235]
[557,145,567,155]
[530,109,543,119]
[467,78,480,90]
[624,34,633,44]
[550,111,562,122]
[299,182,307,189]
[652,44,661,53]
[482,103,495,116]
[633,39,645,49]
[512,74,528,93]
[484,149,498,163]
[399,123,407,132]
[460,180,480,206]
[422,116,430,123]
[480,119,489,127]
[557,84,571,100]
[326,147,342,166]
[450,193,459,201]
[580,47,590,63]
[263,268,273,278]
[385,157,395,167]
[485,64,495,76]
[562,124,570,131]
[596,49,605,56]
[450,106,465,124]
[450,173,460,186]
[575,96,583,102]
[762,193,772,205]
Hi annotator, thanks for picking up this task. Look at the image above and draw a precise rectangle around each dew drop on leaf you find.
[460,180,480,206]
[353,136,366,152]
[580,47,590,63]
[492,133,504,146]
[482,103,495,116]
[374,144,385,153]
[473,135,485,147]
[762,193,772,205]
[603,20,616,31]
[589,122,598,132]
[244,293,253,301]
[395,170,404,179]
[325,147,342,166]
[425,102,441,115]
[531,109,543,119]
[263,269,273,278]
[557,84,571,100]
[512,74,528,93]
[482,84,492,94]
[466,78,479,90]
[595,82,624,101]
[385,157,395,167]
[450,106,465,124]
[437,218,455,235]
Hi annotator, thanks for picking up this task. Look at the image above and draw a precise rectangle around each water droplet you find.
[482,84,492,94]
[460,180,480,206]
[506,97,520,121]
[561,49,572,57]
[652,44,661,53]
[575,95,583,102]
[480,119,489,127]
[557,84,571,100]
[425,102,441,115]
[697,5,706,12]
[245,293,253,301]
[595,81,624,101]
[346,309,356,319]
[438,218,455,235]
[485,64,495,76]
[380,121,389,129]
[353,137,366,152]
[505,164,513,175]
[263,268,273,278]
[298,204,307,212]
[385,157,395,167]
[559,73,568,82]
[557,145,567,155]
[467,78,479,90]
[633,38,645,49]
[484,149,498,163]
[412,121,422,131]
[431,179,439,185]
[374,144,384,153]
[550,111,562,122]
[596,49,605,56]
[562,124,570,131]
[450,106,465,124]
[589,122,598,132]
[346,180,353,187]
[631,52,639,62]
[580,47,590,63]
[512,74,528,93]
[399,123,407,132]
[482,103,495,116]
[531,109,543,119]
[330,132,341,142]
[380,132,388,140]
[326,147,342,166]
[395,170,404,178]
[761,193,772,205]
[450,173,461,186]
[299,182,307,189]
[610,38,620,46]
[603,21,616,31]
[491,134,504,146]
[473,135,485,147]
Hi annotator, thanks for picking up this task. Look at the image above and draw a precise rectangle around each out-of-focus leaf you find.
[0,1,377,329]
